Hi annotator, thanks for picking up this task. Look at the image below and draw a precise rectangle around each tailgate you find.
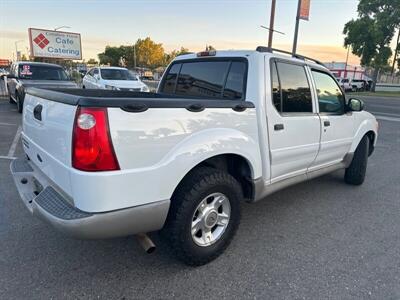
[22,93,77,196]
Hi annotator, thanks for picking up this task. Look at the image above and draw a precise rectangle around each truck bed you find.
[21,87,260,213]
[26,88,255,110]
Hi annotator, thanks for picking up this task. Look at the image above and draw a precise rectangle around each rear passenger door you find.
[266,59,321,182]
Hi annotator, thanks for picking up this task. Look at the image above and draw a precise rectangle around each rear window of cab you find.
[160,58,247,100]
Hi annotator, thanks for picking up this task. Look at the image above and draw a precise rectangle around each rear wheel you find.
[345,136,369,185]
[162,167,242,266]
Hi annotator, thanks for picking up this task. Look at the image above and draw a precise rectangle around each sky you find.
[0,0,369,65]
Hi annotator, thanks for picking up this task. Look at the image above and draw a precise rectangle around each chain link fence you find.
[377,72,400,84]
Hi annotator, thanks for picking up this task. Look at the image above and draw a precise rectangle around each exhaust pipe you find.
[136,233,156,254]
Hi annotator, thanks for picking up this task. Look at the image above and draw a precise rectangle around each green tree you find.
[86,58,98,65]
[118,45,136,68]
[343,0,400,91]
[98,38,191,69]
[206,45,216,51]
[134,37,165,69]
[98,46,125,66]
[164,47,190,65]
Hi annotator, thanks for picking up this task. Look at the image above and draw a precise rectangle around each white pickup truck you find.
[11,48,378,266]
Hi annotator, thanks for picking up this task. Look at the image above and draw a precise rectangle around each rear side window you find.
[161,59,247,100]
[273,62,313,114]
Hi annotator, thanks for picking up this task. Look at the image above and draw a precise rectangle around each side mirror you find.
[347,98,364,112]
[94,74,100,81]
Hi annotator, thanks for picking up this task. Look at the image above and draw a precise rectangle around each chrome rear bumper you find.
[10,158,170,239]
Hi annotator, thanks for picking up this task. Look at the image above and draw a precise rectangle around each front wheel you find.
[162,167,242,266]
[345,136,369,185]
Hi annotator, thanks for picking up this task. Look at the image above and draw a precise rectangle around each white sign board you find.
[29,28,82,60]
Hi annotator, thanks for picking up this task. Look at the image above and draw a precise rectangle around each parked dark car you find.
[3,62,77,113]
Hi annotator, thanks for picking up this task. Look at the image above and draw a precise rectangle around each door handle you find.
[186,103,205,112]
[274,124,284,131]
[324,120,330,127]
[232,104,247,112]
[33,104,43,121]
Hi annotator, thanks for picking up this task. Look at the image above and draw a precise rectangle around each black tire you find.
[345,135,369,185]
[16,93,23,114]
[162,167,242,266]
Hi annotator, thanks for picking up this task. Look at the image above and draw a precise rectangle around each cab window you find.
[160,59,247,100]
[312,70,345,114]
[175,61,230,99]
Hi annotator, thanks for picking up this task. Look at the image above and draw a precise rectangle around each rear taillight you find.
[72,107,120,171]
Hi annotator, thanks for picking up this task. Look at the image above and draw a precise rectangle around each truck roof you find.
[99,66,128,70]
[174,48,326,70]
[14,61,63,68]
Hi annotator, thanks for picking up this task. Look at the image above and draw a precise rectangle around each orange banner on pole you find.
[299,0,311,21]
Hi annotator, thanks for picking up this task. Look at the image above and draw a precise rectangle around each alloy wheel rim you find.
[191,192,231,247]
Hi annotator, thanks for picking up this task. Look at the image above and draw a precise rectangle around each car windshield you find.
[18,65,69,80]
[100,69,137,80]
[342,79,349,83]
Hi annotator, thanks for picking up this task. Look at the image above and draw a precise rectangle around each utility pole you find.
[292,0,302,55]
[344,46,350,78]
[391,29,400,75]
[15,40,24,61]
[268,0,277,49]
[133,44,137,69]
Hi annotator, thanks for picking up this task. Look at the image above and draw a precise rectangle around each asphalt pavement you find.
[0,83,399,299]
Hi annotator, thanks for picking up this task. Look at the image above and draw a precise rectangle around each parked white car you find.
[82,66,149,92]
[11,48,378,266]
[337,78,353,92]
[351,79,366,91]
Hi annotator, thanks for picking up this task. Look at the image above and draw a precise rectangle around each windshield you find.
[18,64,69,80]
[100,69,138,80]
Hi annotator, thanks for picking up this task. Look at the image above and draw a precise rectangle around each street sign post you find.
[292,0,311,55]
